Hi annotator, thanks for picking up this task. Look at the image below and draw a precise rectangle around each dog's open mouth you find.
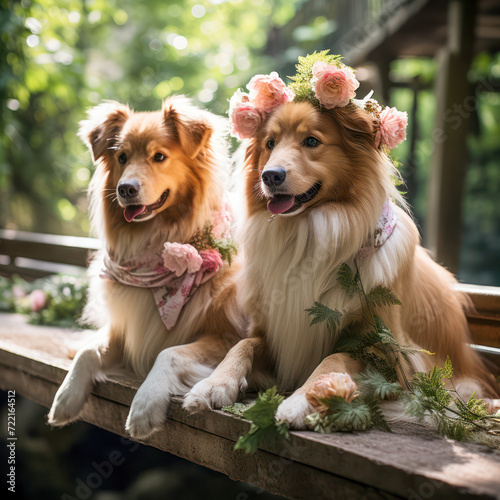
[123,189,170,222]
[267,182,321,215]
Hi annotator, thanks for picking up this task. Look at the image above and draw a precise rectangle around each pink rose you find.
[162,243,203,277]
[311,63,359,109]
[306,372,359,413]
[247,71,294,112]
[375,106,408,149]
[200,249,224,274]
[229,90,262,140]
[29,289,47,312]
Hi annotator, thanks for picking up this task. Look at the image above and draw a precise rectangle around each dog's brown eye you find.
[266,138,275,150]
[303,137,320,148]
[118,153,127,164]
[154,153,166,162]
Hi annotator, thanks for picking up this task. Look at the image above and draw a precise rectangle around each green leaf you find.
[305,301,342,330]
[242,387,284,428]
[222,402,253,417]
[320,397,372,431]
[366,286,402,307]
[356,369,403,400]
[443,355,454,379]
[368,400,392,432]
[233,387,290,454]
[336,263,360,296]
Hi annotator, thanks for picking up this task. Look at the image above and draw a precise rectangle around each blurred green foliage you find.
[1,0,499,284]
[0,273,88,327]
[0,0,295,237]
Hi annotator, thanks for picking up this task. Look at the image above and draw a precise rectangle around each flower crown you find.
[228,50,408,151]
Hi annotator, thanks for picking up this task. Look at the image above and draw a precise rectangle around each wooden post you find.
[425,0,477,274]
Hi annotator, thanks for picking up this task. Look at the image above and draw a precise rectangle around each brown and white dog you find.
[184,100,499,428]
[48,97,246,437]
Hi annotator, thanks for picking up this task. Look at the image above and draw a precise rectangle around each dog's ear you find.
[78,101,131,162]
[163,97,213,159]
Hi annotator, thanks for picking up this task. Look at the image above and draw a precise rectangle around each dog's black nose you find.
[117,181,140,200]
[262,168,286,187]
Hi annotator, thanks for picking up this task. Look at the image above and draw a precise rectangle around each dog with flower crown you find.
[184,52,499,427]
[48,97,247,438]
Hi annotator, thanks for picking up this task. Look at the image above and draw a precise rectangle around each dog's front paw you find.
[275,394,314,430]
[183,375,247,413]
[48,382,88,427]
[125,384,170,439]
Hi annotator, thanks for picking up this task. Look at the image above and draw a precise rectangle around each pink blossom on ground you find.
[375,106,408,149]
[162,243,203,277]
[29,289,47,312]
[200,249,224,274]
[311,63,359,109]
[247,72,294,112]
[229,89,262,139]
[305,372,359,413]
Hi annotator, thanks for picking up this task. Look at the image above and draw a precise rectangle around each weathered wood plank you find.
[0,366,396,500]
[0,313,499,499]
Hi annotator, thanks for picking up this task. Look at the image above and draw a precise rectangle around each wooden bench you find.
[1,229,500,499]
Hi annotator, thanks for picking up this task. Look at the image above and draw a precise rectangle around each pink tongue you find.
[124,205,146,222]
[267,195,295,215]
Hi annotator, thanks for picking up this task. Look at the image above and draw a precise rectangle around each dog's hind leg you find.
[183,336,265,413]
[48,327,121,426]
[125,334,235,439]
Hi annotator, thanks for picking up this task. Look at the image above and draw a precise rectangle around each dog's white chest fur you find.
[242,211,358,390]
[241,206,413,391]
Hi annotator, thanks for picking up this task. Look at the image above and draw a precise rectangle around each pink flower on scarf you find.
[247,72,294,112]
[311,62,359,109]
[229,90,262,140]
[200,249,224,274]
[162,243,202,277]
[306,372,359,413]
[29,289,47,312]
[375,106,408,149]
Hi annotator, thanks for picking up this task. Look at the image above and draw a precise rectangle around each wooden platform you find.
[1,313,499,499]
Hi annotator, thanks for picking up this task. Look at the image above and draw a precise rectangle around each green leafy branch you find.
[225,387,290,454]
[305,262,500,446]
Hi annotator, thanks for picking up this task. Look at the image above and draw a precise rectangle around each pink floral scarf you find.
[356,200,398,261]
[100,200,235,331]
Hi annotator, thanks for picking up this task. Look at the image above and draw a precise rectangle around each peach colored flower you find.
[311,63,359,109]
[162,243,203,277]
[306,372,359,413]
[200,249,224,274]
[247,71,294,112]
[375,106,408,149]
[29,289,47,312]
[229,90,262,140]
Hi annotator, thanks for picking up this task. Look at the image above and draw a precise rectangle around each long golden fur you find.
[184,101,498,427]
[49,97,246,437]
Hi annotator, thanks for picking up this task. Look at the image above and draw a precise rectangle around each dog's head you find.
[79,97,221,225]
[245,101,392,217]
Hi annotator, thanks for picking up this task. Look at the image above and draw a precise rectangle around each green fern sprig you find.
[287,50,344,104]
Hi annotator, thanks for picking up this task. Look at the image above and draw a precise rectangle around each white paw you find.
[125,382,170,439]
[275,394,314,430]
[484,398,500,415]
[183,375,247,413]
[48,381,89,427]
